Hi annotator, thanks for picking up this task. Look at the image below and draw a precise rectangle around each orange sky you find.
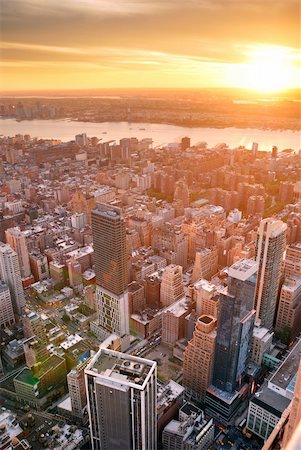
[0,0,300,91]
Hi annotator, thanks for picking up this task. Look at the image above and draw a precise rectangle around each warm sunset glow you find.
[244,46,298,93]
[0,1,300,91]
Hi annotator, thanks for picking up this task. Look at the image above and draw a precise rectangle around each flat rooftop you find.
[162,297,191,317]
[86,348,156,388]
[193,278,217,293]
[282,276,301,293]
[251,382,291,417]
[228,258,258,281]
[207,384,241,404]
[269,338,301,393]
[92,203,122,219]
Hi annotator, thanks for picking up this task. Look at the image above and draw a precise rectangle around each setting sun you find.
[244,46,297,93]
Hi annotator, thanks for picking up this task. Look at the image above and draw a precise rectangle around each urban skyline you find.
[0,0,300,449]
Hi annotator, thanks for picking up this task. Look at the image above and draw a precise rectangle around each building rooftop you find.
[193,278,217,293]
[268,338,301,396]
[161,297,192,317]
[0,410,23,440]
[282,276,301,293]
[253,324,272,340]
[251,382,291,417]
[86,348,156,389]
[228,258,258,281]
[157,380,185,413]
[92,202,122,219]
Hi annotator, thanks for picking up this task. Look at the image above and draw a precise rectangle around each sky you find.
[0,0,300,91]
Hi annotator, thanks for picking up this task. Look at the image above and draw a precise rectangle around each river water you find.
[0,118,300,151]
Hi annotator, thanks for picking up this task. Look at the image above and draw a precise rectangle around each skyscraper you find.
[213,259,257,393]
[282,359,301,448]
[91,203,129,337]
[160,264,184,307]
[85,348,157,450]
[255,219,287,329]
[5,227,31,279]
[0,242,25,315]
[183,315,217,402]
[0,281,15,328]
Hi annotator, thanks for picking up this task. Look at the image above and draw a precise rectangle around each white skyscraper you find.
[0,242,25,315]
[0,281,15,328]
[85,348,157,450]
[255,219,287,329]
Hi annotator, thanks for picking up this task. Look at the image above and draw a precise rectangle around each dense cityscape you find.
[0,129,300,449]
[1,0,300,448]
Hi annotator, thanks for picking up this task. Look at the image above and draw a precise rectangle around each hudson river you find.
[0,119,300,151]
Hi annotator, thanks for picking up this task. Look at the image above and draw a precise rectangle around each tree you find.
[62,314,70,323]
[275,325,292,346]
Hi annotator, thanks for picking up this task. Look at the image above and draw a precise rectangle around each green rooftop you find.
[15,368,39,386]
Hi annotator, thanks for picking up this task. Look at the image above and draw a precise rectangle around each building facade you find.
[85,349,157,450]
[255,219,287,329]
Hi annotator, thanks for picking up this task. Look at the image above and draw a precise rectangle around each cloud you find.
[0,0,299,90]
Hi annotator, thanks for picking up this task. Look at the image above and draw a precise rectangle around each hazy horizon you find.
[0,0,300,92]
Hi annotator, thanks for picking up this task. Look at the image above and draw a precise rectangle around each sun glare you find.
[244,46,296,93]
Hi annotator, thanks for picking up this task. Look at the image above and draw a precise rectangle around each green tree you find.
[275,326,292,346]
[62,314,70,323]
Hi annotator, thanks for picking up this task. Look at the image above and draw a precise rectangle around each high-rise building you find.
[283,243,301,278]
[0,242,25,315]
[68,356,91,420]
[255,219,287,329]
[162,405,214,450]
[160,264,184,307]
[250,324,273,366]
[22,311,47,344]
[191,247,218,283]
[276,276,301,341]
[213,259,257,393]
[181,136,191,151]
[282,359,301,447]
[190,279,220,320]
[92,204,129,338]
[5,227,31,279]
[85,348,157,450]
[183,315,217,402]
[0,281,15,329]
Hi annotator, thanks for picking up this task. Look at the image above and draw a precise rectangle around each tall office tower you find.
[255,219,287,329]
[0,242,25,315]
[191,247,218,283]
[190,279,220,319]
[183,315,217,402]
[85,348,157,450]
[282,359,301,448]
[160,264,184,307]
[213,259,257,393]
[276,276,301,341]
[283,243,301,278]
[23,311,47,344]
[92,204,129,337]
[68,357,91,420]
[5,227,31,279]
[0,281,15,328]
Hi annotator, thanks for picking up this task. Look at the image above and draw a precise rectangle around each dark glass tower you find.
[91,204,129,337]
[213,259,257,393]
[92,203,127,296]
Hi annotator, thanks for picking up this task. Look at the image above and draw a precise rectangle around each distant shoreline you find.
[0,117,300,132]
